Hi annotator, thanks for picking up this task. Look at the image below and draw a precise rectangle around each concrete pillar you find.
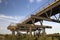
[29,27,32,40]
[17,30,19,36]
[38,29,41,35]
[27,31,29,40]
[42,28,46,40]
[34,31,35,37]
[12,30,15,40]
[16,30,21,40]
[52,37,54,40]
[12,30,15,35]
[42,28,46,35]
[27,31,28,35]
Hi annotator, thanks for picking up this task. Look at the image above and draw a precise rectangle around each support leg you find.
[52,37,54,40]
[12,30,15,40]
[29,27,32,40]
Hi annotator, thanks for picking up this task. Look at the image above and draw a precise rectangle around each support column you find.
[12,30,15,40]
[52,37,54,40]
[40,21,43,26]
[42,28,46,35]
[12,30,15,35]
[16,30,21,40]
[38,29,41,36]
[29,27,32,40]
[17,30,21,36]
[27,31,29,40]
[34,31,35,37]
[27,31,28,35]
[40,21,46,40]
[17,30,19,35]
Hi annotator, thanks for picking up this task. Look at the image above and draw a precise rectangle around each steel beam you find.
[31,15,60,23]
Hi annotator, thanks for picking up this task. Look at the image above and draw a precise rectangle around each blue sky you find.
[0,0,60,34]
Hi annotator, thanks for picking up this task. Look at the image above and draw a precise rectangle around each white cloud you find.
[0,14,25,34]
[0,14,23,20]
[29,0,34,3]
[36,0,42,3]
[29,0,42,3]
[0,0,2,3]
[0,14,14,19]
[0,14,26,23]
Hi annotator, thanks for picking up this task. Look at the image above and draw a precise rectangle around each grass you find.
[0,34,60,40]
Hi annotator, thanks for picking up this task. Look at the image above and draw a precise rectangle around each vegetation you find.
[0,33,60,40]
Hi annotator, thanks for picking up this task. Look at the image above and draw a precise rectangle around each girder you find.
[31,15,60,23]
[21,0,60,24]
[17,24,52,31]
